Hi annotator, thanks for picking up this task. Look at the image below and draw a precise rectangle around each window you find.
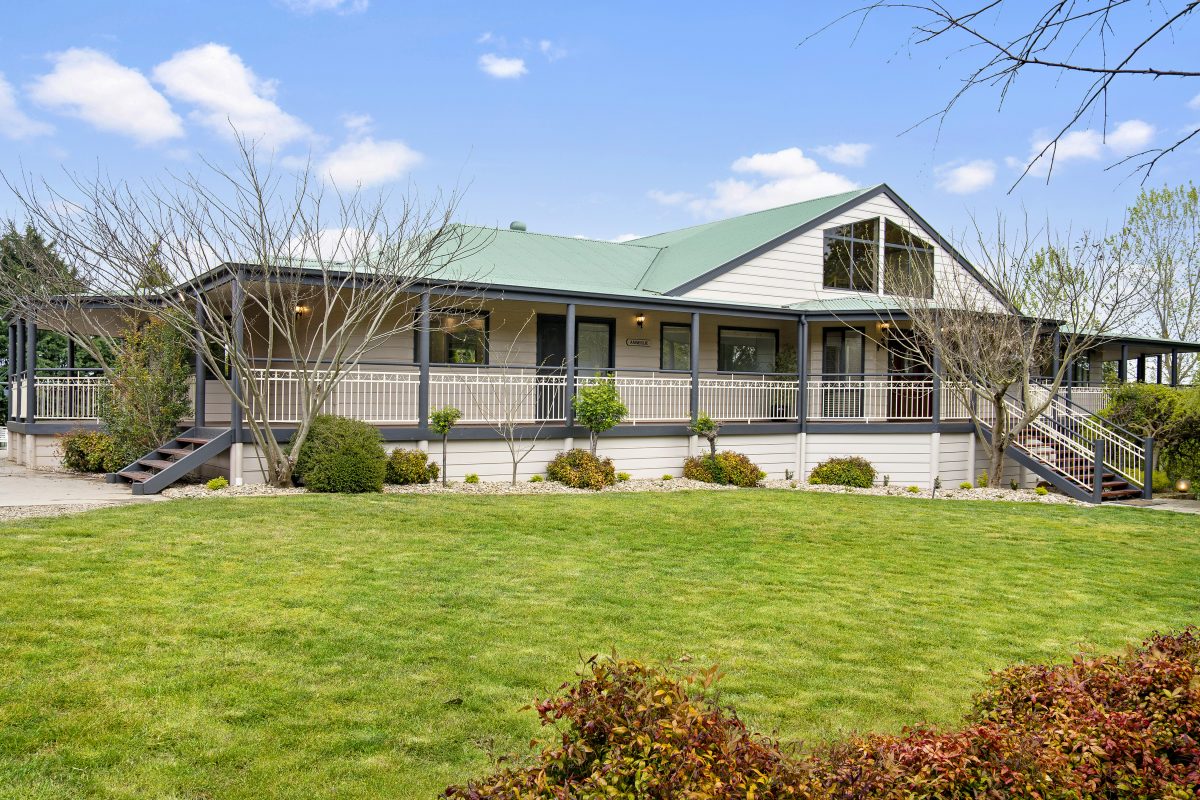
[425,311,488,364]
[823,218,879,292]
[883,221,934,299]
[661,323,691,370]
[822,328,864,376]
[718,328,777,373]
[576,320,614,371]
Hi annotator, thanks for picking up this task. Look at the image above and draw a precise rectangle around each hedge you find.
[291,415,386,493]
[808,455,876,488]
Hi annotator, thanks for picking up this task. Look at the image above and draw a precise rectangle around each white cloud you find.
[319,137,422,188]
[1010,119,1156,175]
[538,39,567,61]
[476,32,495,44]
[30,49,183,145]
[478,53,527,79]
[1190,93,1200,110]
[612,233,642,243]
[676,147,856,217]
[279,0,367,13]
[646,189,694,206]
[153,43,311,147]
[935,159,996,194]
[0,73,53,139]
[341,112,373,137]
[814,142,872,167]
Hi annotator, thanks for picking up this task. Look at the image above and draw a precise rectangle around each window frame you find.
[822,217,880,293]
[821,326,867,377]
[659,321,692,372]
[882,220,935,299]
[716,325,779,374]
[574,316,617,372]
[414,308,491,365]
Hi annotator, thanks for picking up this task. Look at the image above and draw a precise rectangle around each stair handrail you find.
[996,395,1095,490]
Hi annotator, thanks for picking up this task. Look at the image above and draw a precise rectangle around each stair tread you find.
[158,447,193,457]
[139,459,176,470]
[118,470,154,482]
[176,436,211,445]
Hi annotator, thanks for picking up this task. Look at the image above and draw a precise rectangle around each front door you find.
[536,315,568,421]
[887,334,932,420]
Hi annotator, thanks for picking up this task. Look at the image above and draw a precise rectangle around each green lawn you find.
[1,491,1198,798]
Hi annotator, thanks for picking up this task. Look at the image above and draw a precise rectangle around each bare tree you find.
[881,217,1144,486]
[0,137,486,487]
[809,2,1200,184]
[467,313,552,486]
[1114,182,1200,380]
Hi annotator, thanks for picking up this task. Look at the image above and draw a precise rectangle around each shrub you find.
[59,429,120,473]
[447,629,1200,800]
[688,413,720,457]
[1152,469,1173,494]
[385,448,439,485]
[1035,485,1049,496]
[616,471,630,482]
[428,406,461,487]
[1010,478,1019,490]
[464,473,480,484]
[976,469,989,488]
[959,481,973,490]
[807,455,876,488]
[290,414,385,493]
[547,449,615,490]
[684,451,766,487]
[906,485,920,493]
[206,476,229,491]
[529,474,543,483]
[572,379,627,454]
[662,474,673,481]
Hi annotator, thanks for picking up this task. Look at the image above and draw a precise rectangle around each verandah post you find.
[1118,343,1128,382]
[1092,437,1105,503]
[797,317,808,426]
[5,323,14,422]
[13,320,24,420]
[565,303,576,428]
[689,312,700,423]
[194,299,207,428]
[417,289,430,439]
[1170,348,1179,387]
[1143,436,1154,500]
[230,274,244,444]
[25,317,36,424]
[930,352,941,425]
[1136,355,1146,383]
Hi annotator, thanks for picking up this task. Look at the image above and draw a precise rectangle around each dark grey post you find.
[25,318,37,423]
[1170,348,1179,387]
[1051,330,1061,378]
[417,289,430,436]
[689,312,700,422]
[1119,343,1128,382]
[1156,354,1163,384]
[1093,438,1105,503]
[230,277,245,442]
[1136,356,1146,383]
[66,338,76,376]
[194,300,206,428]
[564,303,576,427]
[1143,437,1154,500]
[5,323,14,421]
[797,317,808,426]
[13,320,24,420]
[930,351,942,425]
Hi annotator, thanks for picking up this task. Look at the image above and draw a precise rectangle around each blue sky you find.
[1,0,1198,247]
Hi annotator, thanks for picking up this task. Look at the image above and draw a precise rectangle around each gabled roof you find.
[627,187,878,293]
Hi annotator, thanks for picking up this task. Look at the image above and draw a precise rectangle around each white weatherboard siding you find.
[804,433,935,488]
[681,193,983,307]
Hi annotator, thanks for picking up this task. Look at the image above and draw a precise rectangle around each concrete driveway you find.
[0,458,159,520]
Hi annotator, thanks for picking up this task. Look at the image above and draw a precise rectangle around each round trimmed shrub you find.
[807,455,876,488]
[291,414,386,493]
[59,429,120,473]
[547,448,616,490]
[683,451,766,487]
[385,448,440,485]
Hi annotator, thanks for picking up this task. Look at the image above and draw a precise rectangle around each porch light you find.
[635,313,646,329]
[294,304,311,317]
[1177,478,1192,493]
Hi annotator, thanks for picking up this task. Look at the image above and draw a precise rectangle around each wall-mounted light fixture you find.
[294,304,311,317]
[635,313,646,329]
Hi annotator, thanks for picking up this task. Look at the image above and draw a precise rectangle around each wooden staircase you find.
[1011,429,1143,502]
[112,427,233,495]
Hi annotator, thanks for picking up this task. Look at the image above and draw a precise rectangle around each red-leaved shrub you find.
[446,629,1200,798]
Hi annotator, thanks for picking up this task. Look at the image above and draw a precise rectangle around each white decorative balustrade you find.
[805,378,934,421]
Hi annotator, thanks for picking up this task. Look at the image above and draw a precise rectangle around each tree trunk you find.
[441,435,448,487]
[988,395,1007,489]
[511,461,518,487]
[708,437,717,458]
[589,431,598,455]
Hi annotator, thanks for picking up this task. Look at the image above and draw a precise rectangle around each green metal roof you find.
[788,296,910,313]
[629,187,878,293]
[438,186,879,300]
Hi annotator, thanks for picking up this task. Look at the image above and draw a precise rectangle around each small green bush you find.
[529,474,543,483]
[662,474,673,481]
[1152,470,1173,494]
[616,472,631,482]
[684,452,766,487]
[464,473,480,484]
[291,414,386,493]
[1035,486,1049,496]
[547,449,615,490]
[807,456,876,488]
[976,470,989,488]
[206,476,229,491]
[1010,479,1019,491]
[907,485,921,493]
[59,429,120,473]
[959,481,973,490]
[385,448,439,485]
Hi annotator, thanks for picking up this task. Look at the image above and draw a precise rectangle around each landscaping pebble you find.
[0,503,124,522]
[764,479,1085,505]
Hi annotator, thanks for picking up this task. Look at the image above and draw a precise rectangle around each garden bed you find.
[769,480,1085,505]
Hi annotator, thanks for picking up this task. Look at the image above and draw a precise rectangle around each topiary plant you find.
[688,413,721,457]
[385,448,440,485]
[291,414,386,493]
[547,449,616,490]
[428,406,462,487]
[572,379,627,455]
[807,456,876,488]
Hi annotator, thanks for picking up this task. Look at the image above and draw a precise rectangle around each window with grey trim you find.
[429,312,488,364]
[661,323,691,370]
[883,221,934,299]
[718,328,777,373]
[822,218,878,292]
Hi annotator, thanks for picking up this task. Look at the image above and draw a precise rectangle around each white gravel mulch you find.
[0,502,125,522]
[764,479,1085,505]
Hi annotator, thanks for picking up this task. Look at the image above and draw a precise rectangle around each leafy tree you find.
[428,406,462,487]
[98,318,192,468]
[1101,383,1180,470]
[572,379,628,455]
[689,413,721,458]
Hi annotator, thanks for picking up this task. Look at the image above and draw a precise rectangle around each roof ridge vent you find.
[509,220,527,231]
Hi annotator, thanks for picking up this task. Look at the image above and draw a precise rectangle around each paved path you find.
[1115,497,1200,515]
[0,459,159,520]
